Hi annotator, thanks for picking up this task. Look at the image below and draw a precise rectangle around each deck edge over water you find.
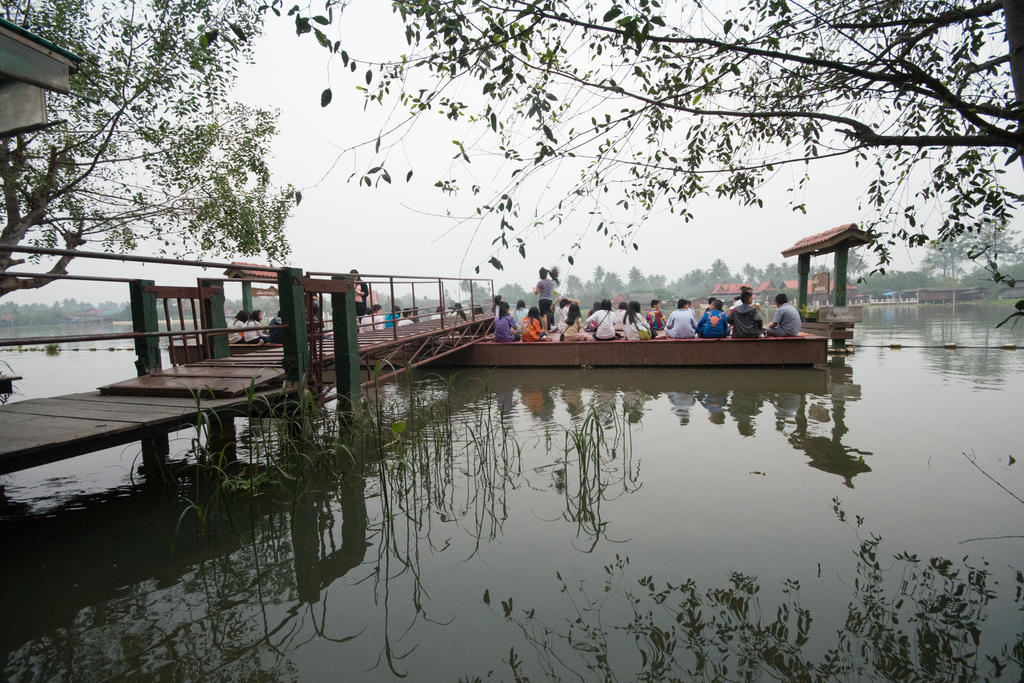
[431,335,828,368]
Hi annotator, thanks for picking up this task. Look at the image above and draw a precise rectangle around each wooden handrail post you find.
[199,278,229,359]
[129,279,161,376]
[332,275,361,414]
[277,267,310,389]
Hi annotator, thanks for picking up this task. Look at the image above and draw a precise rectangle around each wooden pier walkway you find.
[0,316,495,473]
[0,389,281,474]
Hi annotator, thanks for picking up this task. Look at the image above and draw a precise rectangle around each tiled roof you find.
[711,282,776,295]
[781,223,871,257]
[223,261,276,280]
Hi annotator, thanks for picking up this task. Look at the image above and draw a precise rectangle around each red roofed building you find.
[711,281,777,297]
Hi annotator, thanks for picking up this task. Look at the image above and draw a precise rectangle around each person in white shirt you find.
[666,299,697,339]
[585,299,619,341]
[614,301,628,326]
[228,310,249,343]
[556,297,579,332]
[622,301,651,340]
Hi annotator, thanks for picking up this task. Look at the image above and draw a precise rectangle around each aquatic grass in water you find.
[476,499,1024,681]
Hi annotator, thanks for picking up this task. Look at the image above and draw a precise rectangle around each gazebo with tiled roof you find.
[223,261,276,311]
[781,223,870,312]
[781,224,870,350]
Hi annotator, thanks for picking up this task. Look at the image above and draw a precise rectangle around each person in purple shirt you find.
[532,266,559,331]
[493,301,521,342]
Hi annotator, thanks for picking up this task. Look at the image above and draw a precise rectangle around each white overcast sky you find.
[7,3,1009,305]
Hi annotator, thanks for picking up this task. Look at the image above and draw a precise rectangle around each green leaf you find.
[488,256,504,270]
[391,420,406,434]
[406,170,414,182]
[365,69,372,84]
[603,7,623,22]
[312,15,329,25]
[295,190,302,205]
[567,255,574,265]
[320,88,332,107]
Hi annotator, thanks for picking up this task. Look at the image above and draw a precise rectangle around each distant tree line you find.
[0,298,250,326]
[498,250,1024,307]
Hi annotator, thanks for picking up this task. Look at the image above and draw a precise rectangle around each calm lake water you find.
[2,304,1023,680]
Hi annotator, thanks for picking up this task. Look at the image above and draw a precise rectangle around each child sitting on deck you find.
[623,301,652,340]
[647,299,666,338]
[586,299,619,341]
[520,306,550,342]
[493,301,520,342]
[561,302,590,341]
[666,299,697,339]
[696,299,729,338]
[513,300,529,328]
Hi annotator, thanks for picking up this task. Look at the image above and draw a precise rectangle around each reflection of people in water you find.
[622,389,646,424]
[519,385,556,424]
[562,386,585,419]
[728,392,763,437]
[772,392,802,428]
[666,391,695,425]
[496,387,516,417]
[695,391,728,424]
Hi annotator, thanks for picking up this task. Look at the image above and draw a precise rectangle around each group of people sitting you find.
[492,289,801,342]
[228,309,283,345]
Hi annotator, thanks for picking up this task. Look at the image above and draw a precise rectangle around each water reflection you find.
[6,356,1018,680]
[482,505,1023,681]
[440,360,871,487]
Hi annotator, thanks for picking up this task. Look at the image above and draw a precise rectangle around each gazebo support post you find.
[797,254,810,313]
[832,246,849,349]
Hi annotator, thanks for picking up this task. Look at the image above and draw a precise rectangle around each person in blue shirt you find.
[696,298,729,338]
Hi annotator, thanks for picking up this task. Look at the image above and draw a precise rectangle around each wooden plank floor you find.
[0,390,282,474]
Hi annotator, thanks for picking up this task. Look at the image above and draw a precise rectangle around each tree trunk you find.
[1003,0,1024,169]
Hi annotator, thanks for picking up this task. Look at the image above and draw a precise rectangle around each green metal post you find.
[332,275,361,414]
[277,267,309,389]
[241,281,253,312]
[797,254,810,313]
[200,278,229,359]
[833,246,849,350]
[129,279,161,376]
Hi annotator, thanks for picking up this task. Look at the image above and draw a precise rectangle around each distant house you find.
[916,287,986,304]
[611,293,629,309]
[807,286,858,306]
[997,287,1021,299]
[628,292,659,305]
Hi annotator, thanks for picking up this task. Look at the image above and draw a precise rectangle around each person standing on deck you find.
[533,266,559,331]
[350,269,370,318]
[765,293,801,337]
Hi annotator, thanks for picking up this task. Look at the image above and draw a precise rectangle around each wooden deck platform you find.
[0,390,282,474]
[435,334,828,368]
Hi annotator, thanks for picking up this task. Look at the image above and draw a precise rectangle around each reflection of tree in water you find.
[477,502,1024,681]
[779,358,872,488]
